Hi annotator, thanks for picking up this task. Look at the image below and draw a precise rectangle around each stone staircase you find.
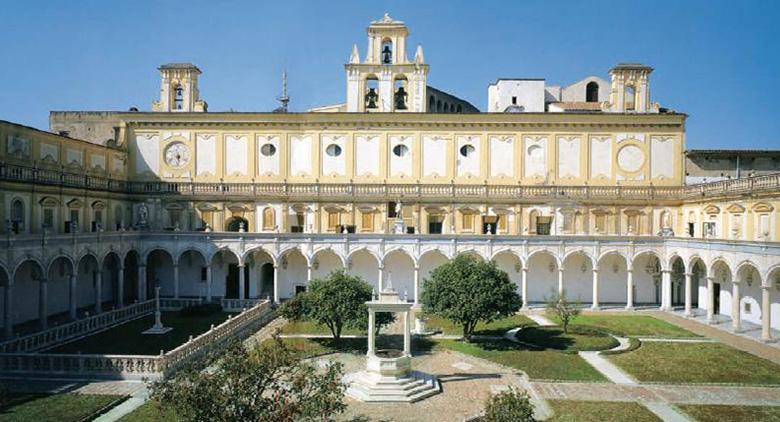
[344,370,441,402]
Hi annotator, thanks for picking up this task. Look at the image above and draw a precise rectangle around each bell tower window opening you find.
[393,78,408,110]
[624,85,636,111]
[381,39,393,64]
[173,84,184,110]
[586,82,599,102]
[365,77,379,110]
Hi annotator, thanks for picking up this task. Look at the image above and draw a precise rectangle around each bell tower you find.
[346,14,428,112]
[607,63,658,113]
[152,63,208,112]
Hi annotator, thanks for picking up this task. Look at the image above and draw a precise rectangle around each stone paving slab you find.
[579,351,637,385]
[643,402,692,422]
[526,314,556,326]
[2,377,146,396]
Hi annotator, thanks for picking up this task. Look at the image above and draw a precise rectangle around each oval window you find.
[392,144,409,157]
[459,144,476,157]
[260,143,276,157]
[326,144,342,157]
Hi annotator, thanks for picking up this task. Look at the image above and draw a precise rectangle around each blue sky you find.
[1,0,778,150]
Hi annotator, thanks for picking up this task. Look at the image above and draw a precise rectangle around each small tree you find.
[421,254,520,341]
[306,269,393,340]
[150,336,346,422]
[545,290,581,334]
[483,387,536,422]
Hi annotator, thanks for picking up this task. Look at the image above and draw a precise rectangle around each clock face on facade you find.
[164,142,189,167]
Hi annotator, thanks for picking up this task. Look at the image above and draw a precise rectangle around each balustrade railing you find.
[220,298,263,312]
[0,300,274,380]
[0,299,155,353]
[1,162,778,201]
[159,297,203,311]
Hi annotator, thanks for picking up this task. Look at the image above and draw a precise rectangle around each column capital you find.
[761,285,772,291]
[684,272,693,277]
[592,267,600,273]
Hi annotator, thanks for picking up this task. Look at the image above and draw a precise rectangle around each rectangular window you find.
[483,215,498,234]
[511,96,517,105]
[595,214,606,234]
[69,209,80,231]
[744,302,751,314]
[627,215,639,234]
[387,201,397,218]
[201,210,213,230]
[497,214,508,233]
[361,212,374,232]
[428,214,443,234]
[462,212,474,232]
[328,211,340,231]
[703,222,716,238]
[536,216,552,235]
[42,208,54,229]
[201,267,207,281]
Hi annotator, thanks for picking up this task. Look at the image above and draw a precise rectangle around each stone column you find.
[661,270,672,311]
[521,267,529,309]
[94,271,102,314]
[378,265,384,291]
[69,274,77,319]
[307,265,313,285]
[273,264,279,304]
[762,286,772,341]
[238,264,245,300]
[626,269,634,310]
[591,268,600,310]
[205,264,213,302]
[367,309,375,356]
[38,279,48,329]
[138,264,147,301]
[706,276,715,324]
[173,264,180,299]
[117,266,125,308]
[413,266,419,306]
[732,281,741,332]
[557,268,564,296]
[684,272,693,317]
[403,311,411,355]
[3,284,12,338]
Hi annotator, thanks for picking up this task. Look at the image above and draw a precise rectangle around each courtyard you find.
[17,310,775,421]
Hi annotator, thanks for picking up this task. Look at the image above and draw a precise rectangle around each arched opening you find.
[492,251,522,303]
[178,250,207,299]
[311,249,344,281]
[365,76,379,110]
[123,250,140,304]
[146,249,174,299]
[173,84,184,110]
[586,81,599,103]
[210,249,242,299]
[347,249,379,291]
[632,252,661,306]
[429,95,435,111]
[597,252,629,307]
[736,263,762,327]
[393,77,408,110]
[279,249,308,299]
[765,267,780,330]
[456,104,463,112]
[436,99,442,112]
[76,254,100,315]
[710,260,732,317]
[12,260,45,332]
[562,252,593,303]
[245,248,275,300]
[690,258,705,310]
[383,250,415,302]
[527,251,559,303]
[10,199,24,234]
[226,217,248,232]
[47,256,74,323]
[381,39,393,64]
[0,266,9,338]
[102,252,122,309]
[670,256,685,307]
[624,85,636,111]
[418,249,448,300]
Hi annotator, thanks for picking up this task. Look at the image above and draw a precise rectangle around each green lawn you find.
[438,339,606,381]
[279,320,364,336]
[277,335,437,358]
[547,400,661,422]
[0,393,126,422]
[118,401,179,422]
[549,314,698,338]
[424,314,536,336]
[609,342,780,385]
[514,326,619,352]
[677,404,780,422]
[49,311,234,355]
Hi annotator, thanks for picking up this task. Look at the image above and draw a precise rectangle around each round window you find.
[392,144,409,157]
[260,143,276,157]
[459,144,476,157]
[326,144,342,157]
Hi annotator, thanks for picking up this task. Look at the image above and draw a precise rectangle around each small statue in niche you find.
[365,88,378,109]
[394,201,403,218]
[137,203,149,227]
[394,86,408,110]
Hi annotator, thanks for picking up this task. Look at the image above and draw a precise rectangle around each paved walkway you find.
[526,313,556,326]
[643,402,693,422]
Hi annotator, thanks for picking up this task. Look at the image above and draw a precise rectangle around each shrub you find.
[545,290,580,334]
[279,292,309,321]
[483,387,536,422]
